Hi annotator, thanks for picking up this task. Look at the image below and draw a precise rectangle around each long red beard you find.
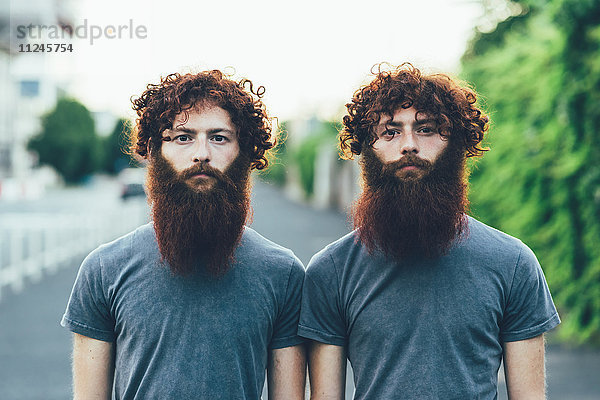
[146,152,251,276]
[353,142,469,260]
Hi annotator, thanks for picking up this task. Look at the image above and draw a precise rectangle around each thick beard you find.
[146,152,251,277]
[353,142,469,260]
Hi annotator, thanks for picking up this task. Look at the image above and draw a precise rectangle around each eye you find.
[381,129,399,140]
[210,134,228,143]
[174,134,193,143]
[416,126,437,136]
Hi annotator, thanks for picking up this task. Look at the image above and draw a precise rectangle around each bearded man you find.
[61,70,306,399]
[299,64,560,399]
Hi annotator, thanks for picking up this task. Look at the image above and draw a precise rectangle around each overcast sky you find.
[24,0,485,122]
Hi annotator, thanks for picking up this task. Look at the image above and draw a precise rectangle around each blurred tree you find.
[293,121,340,198]
[294,134,321,197]
[103,118,133,174]
[462,0,600,344]
[257,121,289,186]
[28,98,102,184]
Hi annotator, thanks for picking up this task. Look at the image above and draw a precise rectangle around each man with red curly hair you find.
[299,64,559,399]
[61,70,306,399]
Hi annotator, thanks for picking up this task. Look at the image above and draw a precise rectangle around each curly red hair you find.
[131,70,274,170]
[341,63,489,159]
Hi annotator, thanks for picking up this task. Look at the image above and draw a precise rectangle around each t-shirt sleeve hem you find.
[61,315,115,342]
[269,335,306,350]
[297,324,346,347]
[501,312,561,343]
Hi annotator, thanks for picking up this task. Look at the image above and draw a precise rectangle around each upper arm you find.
[503,334,546,400]
[72,333,114,400]
[267,344,307,400]
[307,341,346,400]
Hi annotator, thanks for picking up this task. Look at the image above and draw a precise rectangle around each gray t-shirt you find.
[299,216,560,399]
[62,223,305,399]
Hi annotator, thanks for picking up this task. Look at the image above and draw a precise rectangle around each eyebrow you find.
[384,118,436,128]
[164,127,236,135]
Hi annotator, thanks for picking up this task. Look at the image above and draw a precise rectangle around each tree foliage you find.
[102,118,133,174]
[257,121,289,186]
[28,98,102,183]
[293,121,340,198]
[462,0,600,344]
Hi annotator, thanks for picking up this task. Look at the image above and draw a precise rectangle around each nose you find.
[192,137,211,163]
[400,132,419,155]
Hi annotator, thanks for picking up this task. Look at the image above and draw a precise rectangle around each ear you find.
[146,140,154,158]
[351,140,362,155]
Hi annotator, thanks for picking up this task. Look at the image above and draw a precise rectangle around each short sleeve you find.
[61,249,116,342]
[269,257,306,349]
[298,249,346,346]
[500,244,560,342]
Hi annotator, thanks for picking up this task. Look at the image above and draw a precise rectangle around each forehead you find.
[171,105,235,130]
[377,106,434,125]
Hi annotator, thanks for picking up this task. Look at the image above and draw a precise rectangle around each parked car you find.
[119,168,147,200]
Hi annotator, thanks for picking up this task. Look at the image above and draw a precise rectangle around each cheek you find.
[160,146,186,170]
[371,141,395,162]
[216,143,240,168]
[228,141,241,161]
[429,139,449,159]
[160,145,175,162]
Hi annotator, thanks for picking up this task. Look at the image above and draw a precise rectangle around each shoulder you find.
[305,230,361,278]
[238,226,304,275]
[462,216,538,267]
[83,222,157,274]
[465,217,532,252]
[93,222,154,257]
[240,226,299,262]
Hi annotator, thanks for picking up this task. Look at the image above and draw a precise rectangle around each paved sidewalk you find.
[0,260,79,399]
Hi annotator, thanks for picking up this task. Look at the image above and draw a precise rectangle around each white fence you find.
[0,202,149,302]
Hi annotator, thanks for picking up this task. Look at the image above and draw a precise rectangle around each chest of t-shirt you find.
[109,263,278,352]
[342,255,509,373]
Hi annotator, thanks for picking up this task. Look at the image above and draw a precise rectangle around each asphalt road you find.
[1,179,599,399]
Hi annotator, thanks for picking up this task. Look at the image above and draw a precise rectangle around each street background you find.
[3,0,599,350]
[2,0,600,398]
[1,178,599,399]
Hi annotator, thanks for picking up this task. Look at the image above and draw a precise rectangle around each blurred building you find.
[285,115,360,211]
[0,0,74,200]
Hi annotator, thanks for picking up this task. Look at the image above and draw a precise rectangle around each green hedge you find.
[462,0,600,344]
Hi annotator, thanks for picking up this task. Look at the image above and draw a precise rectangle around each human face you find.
[372,107,448,177]
[160,105,240,190]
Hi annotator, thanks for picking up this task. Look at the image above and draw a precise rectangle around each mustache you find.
[383,154,432,173]
[180,162,223,180]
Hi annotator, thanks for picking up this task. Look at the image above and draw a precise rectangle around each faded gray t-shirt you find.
[62,223,305,399]
[299,216,560,399]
